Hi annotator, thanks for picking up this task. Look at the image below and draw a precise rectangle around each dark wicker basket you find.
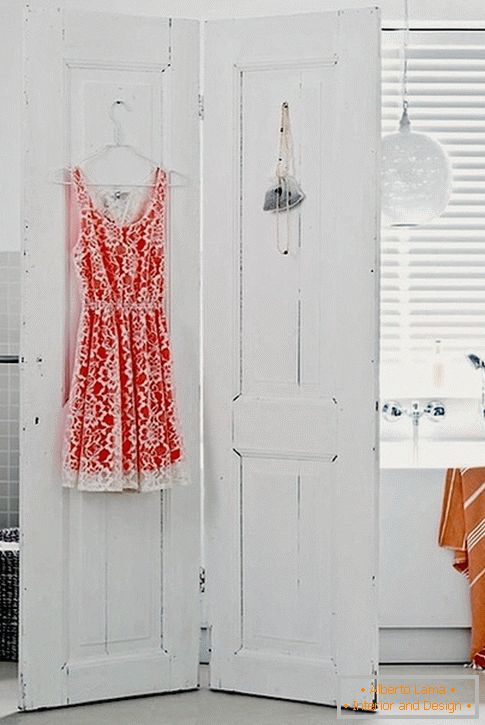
[0,528,19,661]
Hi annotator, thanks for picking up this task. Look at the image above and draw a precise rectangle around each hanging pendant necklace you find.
[263,101,305,254]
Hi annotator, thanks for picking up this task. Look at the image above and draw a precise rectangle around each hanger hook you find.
[108,99,132,145]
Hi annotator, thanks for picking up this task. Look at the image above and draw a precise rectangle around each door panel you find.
[204,9,380,705]
[242,458,334,655]
[21,5,200,709]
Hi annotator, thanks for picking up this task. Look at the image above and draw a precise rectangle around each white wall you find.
[380,468,470,629]
[201,0,485,23]
[32,0,485,22]
[8,0,485,20]
[379,468,470,662]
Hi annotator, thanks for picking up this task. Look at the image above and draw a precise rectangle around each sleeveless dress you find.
[61,166,188,492]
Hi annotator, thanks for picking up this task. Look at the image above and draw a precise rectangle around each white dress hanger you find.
[52,99,183,188]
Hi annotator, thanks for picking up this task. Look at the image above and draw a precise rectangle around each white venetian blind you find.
[381,30,485,379]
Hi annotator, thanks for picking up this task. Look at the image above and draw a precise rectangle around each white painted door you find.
[204,9,380,705]
[21,4,200,710]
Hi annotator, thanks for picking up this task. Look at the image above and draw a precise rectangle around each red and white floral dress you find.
[62,166,188,492]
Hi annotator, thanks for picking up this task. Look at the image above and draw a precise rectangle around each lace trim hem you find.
[62,459,190,493]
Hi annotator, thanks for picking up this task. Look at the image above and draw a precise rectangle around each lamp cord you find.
[402,0,410,113]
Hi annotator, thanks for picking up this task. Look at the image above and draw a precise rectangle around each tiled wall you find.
[0,252,20,528]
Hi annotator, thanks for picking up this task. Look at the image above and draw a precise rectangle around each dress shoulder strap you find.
[71,166,91,208]
[151,167,167,215]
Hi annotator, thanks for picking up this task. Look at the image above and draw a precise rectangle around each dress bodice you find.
[72,166,167,309]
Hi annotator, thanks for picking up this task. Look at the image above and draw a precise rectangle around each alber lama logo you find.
[371,683,452,696]
[338,675,478,718]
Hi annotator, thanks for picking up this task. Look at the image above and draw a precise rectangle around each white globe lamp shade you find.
[381,110,452,227]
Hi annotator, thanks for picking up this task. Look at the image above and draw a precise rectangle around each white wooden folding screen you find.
[204,9,380,706]
[20,3,380,712]
[21,5,200,709]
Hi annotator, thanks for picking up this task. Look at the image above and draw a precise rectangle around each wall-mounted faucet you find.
[383,400,446,425]
[382,400,446,464]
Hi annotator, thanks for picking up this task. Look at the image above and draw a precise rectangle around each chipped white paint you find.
[203,8,380,705]
[20,3,380,710]
[20,3,200,709]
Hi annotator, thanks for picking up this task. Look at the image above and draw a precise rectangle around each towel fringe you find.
[464,661,484,670]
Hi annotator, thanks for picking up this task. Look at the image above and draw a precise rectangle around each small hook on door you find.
[108,99,132,145]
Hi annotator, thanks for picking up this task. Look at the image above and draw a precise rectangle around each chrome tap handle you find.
[382,401,403,421]
[424,400,446,421]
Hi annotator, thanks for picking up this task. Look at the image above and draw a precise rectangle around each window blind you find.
[381,31,485,377]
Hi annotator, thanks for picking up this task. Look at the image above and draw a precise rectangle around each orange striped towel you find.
[439,468,485,667]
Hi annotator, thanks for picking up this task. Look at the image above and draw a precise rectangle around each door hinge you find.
[198,93,204,120]
[199,566,206,593]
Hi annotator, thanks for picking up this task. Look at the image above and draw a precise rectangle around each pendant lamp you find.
[381,0,452,227]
